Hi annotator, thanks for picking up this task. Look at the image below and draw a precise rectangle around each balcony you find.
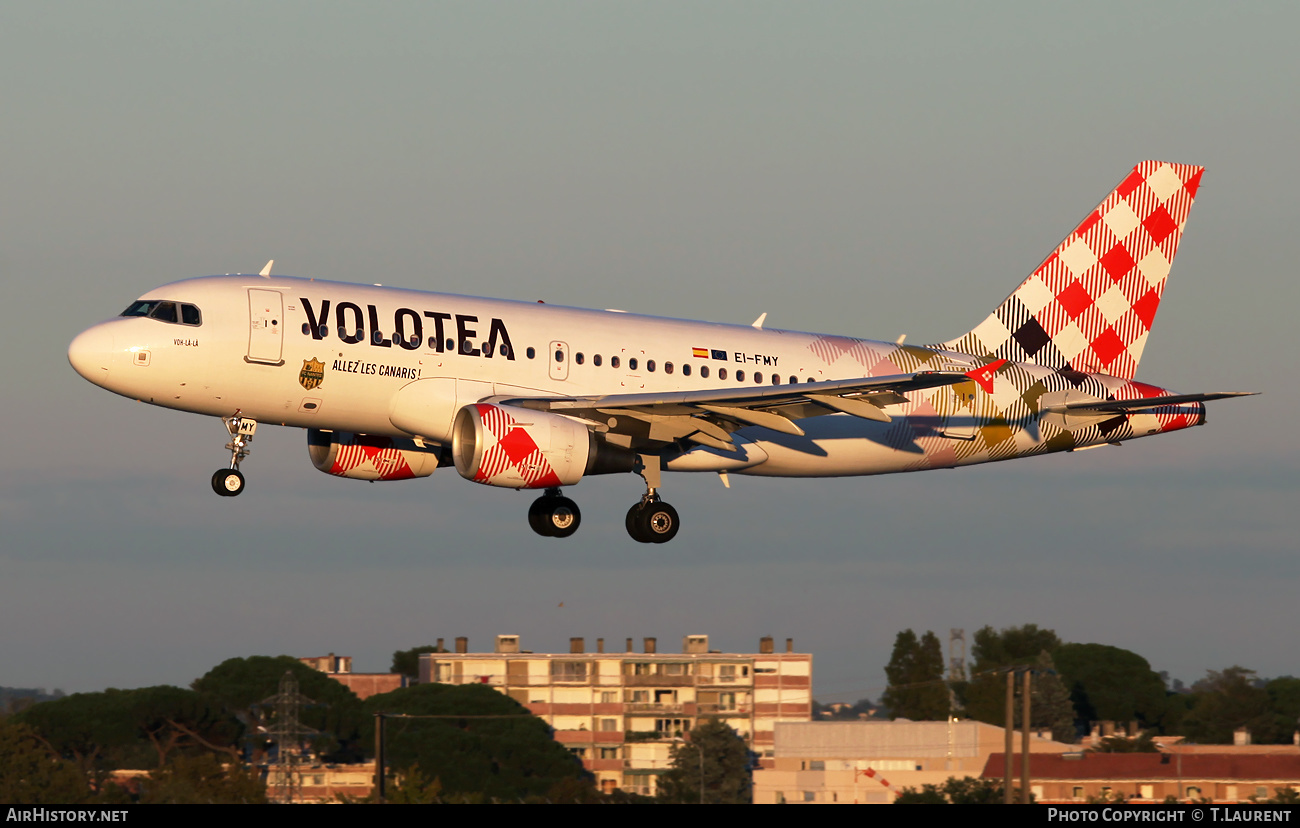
[624,675,693,687]
[625,703,686,715]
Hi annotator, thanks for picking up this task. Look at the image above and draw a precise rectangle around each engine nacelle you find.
[452,403,592,489]
[307,429,443,481]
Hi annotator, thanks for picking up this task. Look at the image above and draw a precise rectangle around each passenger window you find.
[526,347,536,359]
[555,349,564,363]
[665,362,674,374]
[772,374,781,385]
[754,372,763,384]
[682,363,691,376]
[181,304,201,326]
[593,354,602,367]
[647,360,656,372]
[629,358,638,371]
[718,368,727,380]
[302,323,311,336]
[701,366,709,379]
[736,370,745,382]
[575,352,585,365]
[611,356,621,369]
[790,376,797,384]
[500,344,509,357]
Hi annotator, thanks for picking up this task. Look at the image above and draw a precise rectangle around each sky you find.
[1,2,1296,701]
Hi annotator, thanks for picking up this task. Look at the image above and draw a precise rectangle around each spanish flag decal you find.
[692,347,710,359]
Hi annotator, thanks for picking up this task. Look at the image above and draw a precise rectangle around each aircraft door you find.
[548,341,569,381]
[247,289,285,365]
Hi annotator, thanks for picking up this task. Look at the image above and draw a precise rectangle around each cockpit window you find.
[121,300,159,317]
[120,300,202,326]
[150,301,178,323]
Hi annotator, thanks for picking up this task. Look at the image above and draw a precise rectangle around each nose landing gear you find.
[211,413,256,497]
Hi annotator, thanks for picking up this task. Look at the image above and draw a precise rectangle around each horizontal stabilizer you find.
[1047,391,1257,414]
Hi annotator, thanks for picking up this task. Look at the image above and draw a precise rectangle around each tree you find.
[361,683,593,802]
[1180,667,1277,744]
[0,721,92,804]
[656,719,752,804]
[13,686,244,774]
[961,624,1062,726]
[1092,732,1159,753]
[882,630,949,720]
[1266,677,1300,743]
[896,776,1005,804]
[1030,651,1078,742]
[391,645,444,681]
[136,753,267,804]
[192,656,366,762]
[1052,643,1167,730]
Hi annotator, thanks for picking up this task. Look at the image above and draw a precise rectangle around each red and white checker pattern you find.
[328,435,418,480]
[471,403,563,489]
[953,161,1203,379]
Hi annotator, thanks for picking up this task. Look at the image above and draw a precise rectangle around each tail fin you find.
[943,161,1203,380]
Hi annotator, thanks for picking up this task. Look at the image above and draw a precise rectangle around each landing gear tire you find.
[626,500,679,544]
[212,468,245,497]
[529,495,581,538]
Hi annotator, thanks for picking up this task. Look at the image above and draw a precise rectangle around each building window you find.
[719,664,736,682]
[599,718,619,731]
[601,691,616,703]
[600,748,620,760]
[1073,787,1084,799]
[551,661,588,682]
[809,760,825,771]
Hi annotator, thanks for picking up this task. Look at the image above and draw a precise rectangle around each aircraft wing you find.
[497,371,970,452]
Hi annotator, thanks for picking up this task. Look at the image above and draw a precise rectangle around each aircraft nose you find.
[68,324,116,386]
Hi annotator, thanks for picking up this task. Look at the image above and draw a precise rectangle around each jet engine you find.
[307,429,443,481]
[452,403,594,489]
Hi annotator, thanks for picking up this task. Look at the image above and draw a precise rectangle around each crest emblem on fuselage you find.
[299,358,325,390]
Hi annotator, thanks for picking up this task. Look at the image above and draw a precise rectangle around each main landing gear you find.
[626,454,679,544]
[529,488,582,538]
[523,455,682,543]
[211,413,256,497]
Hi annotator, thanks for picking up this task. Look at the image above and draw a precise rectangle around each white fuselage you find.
[69,274,1198,483]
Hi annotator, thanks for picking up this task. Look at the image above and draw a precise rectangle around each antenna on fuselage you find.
[751,313,767,329]
[259,260,274,278]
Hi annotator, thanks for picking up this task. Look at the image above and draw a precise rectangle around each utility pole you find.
[1022,668,1032,804]
[1004,670,1014,804]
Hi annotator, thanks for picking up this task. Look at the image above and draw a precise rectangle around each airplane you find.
[68,161,1254,543]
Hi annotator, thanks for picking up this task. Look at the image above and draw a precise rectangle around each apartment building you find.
[419,633,811,796]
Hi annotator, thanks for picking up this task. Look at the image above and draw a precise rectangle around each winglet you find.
[259,260,274,278]
[752,313,767,329]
